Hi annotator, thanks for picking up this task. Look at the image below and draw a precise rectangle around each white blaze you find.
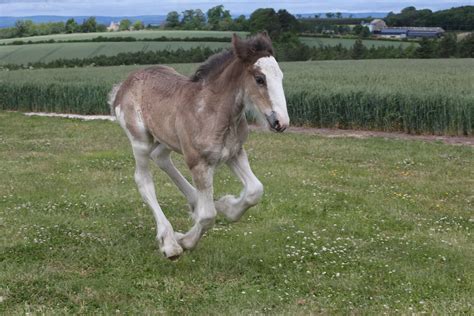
[254,56,289,126]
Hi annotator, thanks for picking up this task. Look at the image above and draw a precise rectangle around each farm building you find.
[378,27,445,39]
[107,21,120,32]
[362,19,445,39]
[366,19,387,32]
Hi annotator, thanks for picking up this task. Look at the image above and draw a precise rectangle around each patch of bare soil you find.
[251,125,474,147]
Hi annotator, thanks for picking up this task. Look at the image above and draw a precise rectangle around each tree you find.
[352,38,366,59]
[65,18,78,33]
[119,19,132,31]
[207,5,231,30]
[133,20,144,30]
[336,12,342,19]
[232,15,249,31]
[277,9,299,33]
[165,11,180,28]
[15,20,33,37]
[458,33,474,57]
[416,38,437,58]
[181,9,205,29]
[81,17,97,33]
[438,33,457,57]
[326,13,335,18]
[360,26,371,38]
[193,9,206,29]
[181,10,195,28]
[248,8,281,38]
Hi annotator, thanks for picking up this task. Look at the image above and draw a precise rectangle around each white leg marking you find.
[215,149,264,222]
[131,142,182,259]
[150,144,197,210]
[176,164,216,250]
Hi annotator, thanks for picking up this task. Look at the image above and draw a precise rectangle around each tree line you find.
[386,6,474,31]
[0,17,146,39]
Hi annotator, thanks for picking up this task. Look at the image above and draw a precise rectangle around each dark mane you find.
[190,49,235,82]
[190,33,274,83]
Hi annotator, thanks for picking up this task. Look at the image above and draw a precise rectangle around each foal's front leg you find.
[150,144,197,211]
[176,162,217,250]
[215,149,264,222]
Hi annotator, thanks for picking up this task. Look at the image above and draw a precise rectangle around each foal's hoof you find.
[167,254,181,261]
[175,232,196,251]
[161,245,183,260]
[159,238,183,260]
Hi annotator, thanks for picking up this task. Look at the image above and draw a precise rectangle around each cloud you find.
[0,0,470,16]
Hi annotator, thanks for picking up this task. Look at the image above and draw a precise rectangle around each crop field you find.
[1,59,472,135]
[0,30,248,44]
[300,36,418,49]
[0,41,229,65]
[0,112,472,314]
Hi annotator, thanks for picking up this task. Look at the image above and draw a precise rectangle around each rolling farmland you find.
[0,30,421,66]
[0,30,248,44]
[1,59,472,135]
[0,41,229,65]
[0,20,472,315]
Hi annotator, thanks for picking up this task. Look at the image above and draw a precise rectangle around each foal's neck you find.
[209,58,247,125]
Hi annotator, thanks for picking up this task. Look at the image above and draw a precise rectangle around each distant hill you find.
[0,15,167,28]
[297,12,388,19]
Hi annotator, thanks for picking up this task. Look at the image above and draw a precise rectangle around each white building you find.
[107,21,120,32]
[362,19,387,33]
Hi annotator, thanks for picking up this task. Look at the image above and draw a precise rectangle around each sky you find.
[0,0,471,17]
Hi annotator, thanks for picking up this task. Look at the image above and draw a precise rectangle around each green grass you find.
[1,59,472,135]
[300,36,418,49]
[0,30,248,44]
[0,41,229,65]
[0,111,472,314]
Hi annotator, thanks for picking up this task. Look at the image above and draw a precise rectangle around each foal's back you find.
[113,65,198,150]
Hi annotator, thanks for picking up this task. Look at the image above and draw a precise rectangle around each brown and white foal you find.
[109,33,289,259]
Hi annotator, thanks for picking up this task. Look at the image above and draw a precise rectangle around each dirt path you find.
[283,126,474,147]
[23,112,474,147]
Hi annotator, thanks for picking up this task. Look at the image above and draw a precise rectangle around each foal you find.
[109,33,289,259]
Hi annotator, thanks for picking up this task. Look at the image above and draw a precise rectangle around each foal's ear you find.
[232,33,254,63]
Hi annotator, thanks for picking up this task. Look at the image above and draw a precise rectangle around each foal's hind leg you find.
[215,149,264,222]
[150,144,197,211]
[131,142,183,259]
[175,162,216,250]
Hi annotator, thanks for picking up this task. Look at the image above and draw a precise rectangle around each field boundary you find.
[23,112,116,121]
[21,112,474,147]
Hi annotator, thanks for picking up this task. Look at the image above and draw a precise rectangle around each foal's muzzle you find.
[266,111,287,133]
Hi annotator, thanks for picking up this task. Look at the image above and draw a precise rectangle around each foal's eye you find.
[255,76,265,86]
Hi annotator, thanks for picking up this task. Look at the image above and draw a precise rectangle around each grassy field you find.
[0,30,248,44]
[0,112,472,314]
[0,41,229,65]
[0,31,419,66]
[1,59,472,135]
[300,36,418,49]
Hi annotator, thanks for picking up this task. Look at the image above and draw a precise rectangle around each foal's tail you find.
[107,82,123,118]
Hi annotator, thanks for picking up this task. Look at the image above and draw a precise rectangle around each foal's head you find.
[233,33,290,132]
